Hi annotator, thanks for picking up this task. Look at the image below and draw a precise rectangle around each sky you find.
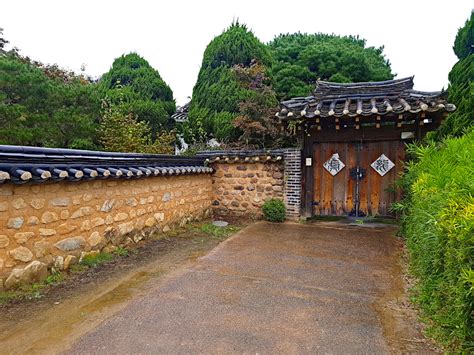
[1,1,472,106]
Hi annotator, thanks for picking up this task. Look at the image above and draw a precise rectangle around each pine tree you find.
[436,12,473,138]
[183,23,272,143]
[99,53,175,137]
[0,54,99,148]
[268,33,394,99]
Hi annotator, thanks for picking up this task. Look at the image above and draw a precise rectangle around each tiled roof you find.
[0,146,212,184]
[170,102,190,122]
[277,77,455,120]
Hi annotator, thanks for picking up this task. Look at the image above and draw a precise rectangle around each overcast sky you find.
[1,1,472,106]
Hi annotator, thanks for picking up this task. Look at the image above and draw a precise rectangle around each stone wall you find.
[210,162,284,219]
[0,175,212,289]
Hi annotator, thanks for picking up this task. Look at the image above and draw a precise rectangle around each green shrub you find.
[262,199,286,222]
[98,89,176,154]
[394,131,474,350]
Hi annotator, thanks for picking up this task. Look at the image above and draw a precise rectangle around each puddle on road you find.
[0,243,210,354]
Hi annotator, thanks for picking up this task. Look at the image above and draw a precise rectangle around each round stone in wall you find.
[212,220,229,228]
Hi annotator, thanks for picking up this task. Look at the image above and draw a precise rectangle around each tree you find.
[268,33,394,99]
[99,88,175,154]
[184,22,272,143]
[232,61,281,148]
[435,12,473,139]
[454,12,474,59]
[99,53,175,137]
[0,54,100,149]
[0,28,8,55]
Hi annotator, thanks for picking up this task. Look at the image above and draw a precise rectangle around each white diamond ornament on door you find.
[323,153,345,176]
[371,154,395,176]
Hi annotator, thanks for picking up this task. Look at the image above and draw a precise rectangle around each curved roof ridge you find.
[314,76,414,98]
[278,76,455,120]
[0,145,211,185]
[315,76,414,88]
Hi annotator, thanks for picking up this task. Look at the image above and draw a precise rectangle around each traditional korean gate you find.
[312,140,405,216]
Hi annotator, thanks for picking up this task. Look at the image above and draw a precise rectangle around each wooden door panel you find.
[368,142,382,215]
[321,143,330,215]
[379,141,390,215]
[359,142,370,215]
[379,141,397,215]
[332,143,346,215]
[313,144,322,215]
[346,143,356,213]
[312,140,405,217]
[313,142,351,216]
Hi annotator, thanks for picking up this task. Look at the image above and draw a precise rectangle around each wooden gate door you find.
[312,141,405,216]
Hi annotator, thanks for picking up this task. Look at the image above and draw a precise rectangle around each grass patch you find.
[0,271,65,305]
[0,252,116,304]
[307,215,347,222]
[351,216,399,225]
[114,246,129,257]
[69,264,89,274]
[0,252,115,304]
[0,290,26,304]
[45,271,65,285]
[364,216,398,225]
[80,252,113,268]
[192,222,241,239]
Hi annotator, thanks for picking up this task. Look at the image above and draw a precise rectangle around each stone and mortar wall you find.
[210,162,284,219]
[0,175,212,290]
